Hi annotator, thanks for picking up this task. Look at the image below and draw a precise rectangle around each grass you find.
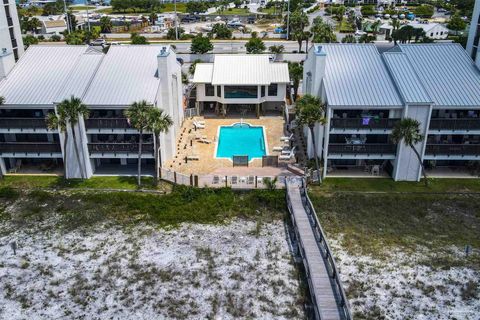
[69,5,96,11]
[212,8,250,15]
[311,178,480,193]
[337,20,355,33]
[309,190,480,268]
[97,4,187,14]
[0,175,169,191]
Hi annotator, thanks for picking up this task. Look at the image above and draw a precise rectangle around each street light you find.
[286,0,290,40]
[63,0,71,33]
[174,0,179,40]
[85,0,91,32]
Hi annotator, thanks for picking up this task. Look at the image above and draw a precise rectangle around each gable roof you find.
[193,55,289,85]
[397,44,480,107]
[318,44,404,107]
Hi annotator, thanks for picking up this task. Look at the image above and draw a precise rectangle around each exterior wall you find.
[0,0,24,61]
[411,24,449,40]
[467,0,480,67]
[196,83,286,105]
[393,104,432,181]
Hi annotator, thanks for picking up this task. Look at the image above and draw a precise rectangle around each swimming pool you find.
[216,123,267,160]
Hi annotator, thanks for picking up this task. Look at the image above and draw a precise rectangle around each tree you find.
[390,18,400,45]
[29,17,41,34]
[289,10,309,51]
[23,35,39,48]
[131,32,149,44]
[47,96,89,180]
[394,25,415,44]
[295,94,326,183]
[0,96,4,105]
[245,37,265,54]
[288,62,302,101]
[190,34,213,54]
[391,118,428,186]
[186,1,208,14]
[167,27,185,40]
[66,11,77,32]
[124,101,152,186]
[64,31,85,45]
[447,13,467,35]
[100,16,112,33]
[208,23,232,39]
[269,44,284,54]
[146,108,173,185]
[361,5,376,16]
[359,34,376,43]
[341,34,356,43]
[311,17,336,43]
[371,20,381,36]
[189,59,202,75]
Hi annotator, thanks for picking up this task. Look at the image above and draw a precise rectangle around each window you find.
[268,84,278,96]
[261,86,265,97]
[224,86,258,99]
[216,86,221,97]
[205,84,215,96]
[430,32,434,37]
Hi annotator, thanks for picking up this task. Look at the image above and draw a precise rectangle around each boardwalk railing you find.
[160,168,287,189]
[286,178,352,320]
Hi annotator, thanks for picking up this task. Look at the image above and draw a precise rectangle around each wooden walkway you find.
[286,178,351,320]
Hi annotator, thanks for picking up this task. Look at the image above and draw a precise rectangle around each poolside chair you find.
[194,118,205,125]
[273,146,285,152]
[186,154,200,161]
[212,175,220,184]
[193,120,205,130]
[198,138,212,144]
[279,150,295,161]
[282,146,296,155]
[280,133,294,142]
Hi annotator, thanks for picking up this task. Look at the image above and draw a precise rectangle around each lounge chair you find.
[194,133,207,140]
[186,154,200,160]
[281,146,296,155]
[273,146,285,152]
[193,121,205,129]
[212,175,220,184]
[280,133,294,142]
[279,150,295,161]
[198,138,212,144]
[194,118,205,125]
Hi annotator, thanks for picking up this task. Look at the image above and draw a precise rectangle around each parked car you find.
[90,38,106,46]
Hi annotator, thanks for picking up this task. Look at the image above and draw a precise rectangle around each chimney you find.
[0,48,15,79]
[303,45,327,99]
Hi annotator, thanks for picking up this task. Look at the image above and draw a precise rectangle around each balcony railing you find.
[330,118,400,131]
[0,117,50,130]
[88,143,154,154]
[329,144,397,155]
[429,119,480,131]
[7,17,13,27]
[85,118,132,130]
[3,0,9,5]
[11,38,17,48]
[0,142,61,154]
[425,144,480,156]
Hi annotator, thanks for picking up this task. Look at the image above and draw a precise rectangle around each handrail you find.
[330,118,400,131]
[328,143,397,155]
[429,118,480,131]
[425,144,480,156]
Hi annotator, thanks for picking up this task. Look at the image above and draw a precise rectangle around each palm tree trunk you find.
[155,133,162,185]
[410,144,428,187]
[137,131,143,186]
[298,40,301,52]
[70,126,85,179]
[309,126,322,184]
[62,131,68,180]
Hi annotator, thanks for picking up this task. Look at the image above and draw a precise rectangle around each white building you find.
[0,45,183,178]
[40,19,67,35]
[467,0,480,68]
[0,0,24,62]
[303,43,480,181]
[192,55,289,117]
[407,21,449,40]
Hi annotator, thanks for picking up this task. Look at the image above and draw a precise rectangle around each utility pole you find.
[174,0,179,40]
[64,0,71,33]
[286,0,290,40]
[85,0,91,31]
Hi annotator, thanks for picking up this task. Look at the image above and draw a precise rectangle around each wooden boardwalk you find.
[286,178,351,320]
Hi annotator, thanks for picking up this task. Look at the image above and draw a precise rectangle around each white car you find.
[90,38,106,46]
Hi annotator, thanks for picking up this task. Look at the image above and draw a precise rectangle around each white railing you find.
[184,108,199,119]
[160,168,286,189]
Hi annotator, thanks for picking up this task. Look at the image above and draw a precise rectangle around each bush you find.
[361,5,377,16]
[413,4,434,18]
[0,187,19,200]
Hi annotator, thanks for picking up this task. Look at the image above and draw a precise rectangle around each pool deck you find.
[165,116,291,175]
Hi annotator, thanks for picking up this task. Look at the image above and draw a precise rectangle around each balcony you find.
[11,38,17,48]
[425,144,480,156]
[329,144,397,155]
[0,117,50,131]
[0,142,61,154]
[429,119,480,132]
[7,17,13,27]
[88,143,154,155]
[85,118,133,131]
[330,118,400,131]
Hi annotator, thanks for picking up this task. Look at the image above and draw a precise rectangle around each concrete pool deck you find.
[165,116,291,175]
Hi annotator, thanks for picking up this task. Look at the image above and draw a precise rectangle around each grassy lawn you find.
[337,20,355,33]
[213,8,250,15]
[97,4,187,14]
[0,175,170,191]
[69,5,96,11]
[312,178,480,193]
[309,191,480,267]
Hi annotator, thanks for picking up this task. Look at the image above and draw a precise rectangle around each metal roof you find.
[383,52,433,104]
[0,45,91,105]
[83,46,162,106]
[397,44,480,107]
[193,55,289,85]
[318,44,404,107]
[192,63,213,83]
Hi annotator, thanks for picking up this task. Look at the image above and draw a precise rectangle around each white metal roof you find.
[192,63,213,83]
[193,55,289,85]
[407,22,448,33]
[0,45,91,105]
[398,44,480,107]
[318,44,404,107]
[383,52,433,105]
[82,46,162,106]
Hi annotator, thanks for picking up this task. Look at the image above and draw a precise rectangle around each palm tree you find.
[295,94,326,183]
[57,96,89,179]
[124,101,152,186]
[390,18,400,45]
[146,108,173,185]
[391,118,428,186]
[0,96,4,105]
[46,106,68,180]
[288,62,303,102]
[100,16,112,33]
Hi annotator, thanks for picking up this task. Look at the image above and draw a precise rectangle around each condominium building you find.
[192,55,289,117]
[0,45,183,178]
[0,0,24,63]
[467,0,480,68]
[303,43,480,181]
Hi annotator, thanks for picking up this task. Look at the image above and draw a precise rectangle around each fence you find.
[184,108,199,118]
[160,168,287,189]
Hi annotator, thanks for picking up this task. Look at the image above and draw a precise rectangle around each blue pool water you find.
[216,123,266,160]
